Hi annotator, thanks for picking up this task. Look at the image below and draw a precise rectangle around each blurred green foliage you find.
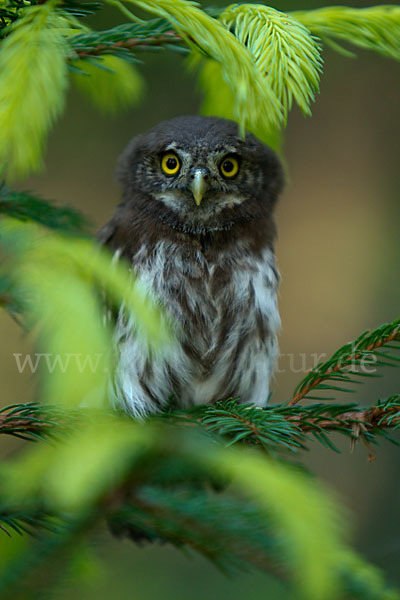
[0,0,399,598]
[1,0,400,175]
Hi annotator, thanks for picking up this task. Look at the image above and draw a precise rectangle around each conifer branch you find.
[289,318,400,406]
[0,414,398,600]
[69,20,185,59]
[1,4,400,176]
[0,511,99,597]
[218,4,322,120]
[292,397,400,433]
[0,186,89,321]
[0,284,23,326]
[184,397,400,454]
[2,397,398,453]
[0,184,89,233]
[0,507,59,537]
[292,5,400,60]
[0,403,73,441]
[0,3,70,179]
[0,2,399,596]
[109,485,284,573]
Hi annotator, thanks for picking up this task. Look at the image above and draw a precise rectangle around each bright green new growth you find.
[0,414,153,510]
[72,55,145,113]
[2,395,398,598]
[191,57,282,149]
[220,4,322,120]
[1,1,400,178]
[113,0,283,135]
[0,220,170,407]
[193,3,322,147]
[208,448,343,599]
[0,222,399,596]
[0,3,69,179]
[0,411,344,599]
[0,0,25,29]
[0,5,399,596]
[292,5,400,60]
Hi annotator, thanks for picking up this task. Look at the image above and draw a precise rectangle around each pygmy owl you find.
[99,116,284,417]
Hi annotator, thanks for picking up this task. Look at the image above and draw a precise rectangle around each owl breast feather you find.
[111,239,280,418]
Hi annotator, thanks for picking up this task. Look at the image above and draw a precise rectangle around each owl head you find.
[118,116,283,235]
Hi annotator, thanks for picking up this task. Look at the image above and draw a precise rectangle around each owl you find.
[99,116,284,418]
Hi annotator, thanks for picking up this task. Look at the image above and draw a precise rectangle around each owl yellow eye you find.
[219,156,239,178]
[161,152,181,176]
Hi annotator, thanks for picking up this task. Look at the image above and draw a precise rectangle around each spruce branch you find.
[289,318,400,406]
[182,400,307,453]
[71,54,145,113]
[0,414,398,600]
[0,0,27,33]
[0,510,99,598]
[292,396,400,435]
[292,5,400,61]
[219,4,322,120]
[193,397,400,454]
[2,3,400,177]
[0,402,75,442]
[0,3,70,179]
[111,0,283,135]
[59,0,101,19]
[69,19,185,59]
[0,507,60,537]
[286,396,400,456]
[0,403,52,442]
[1,396,399,452]
[110,484,400,599]
[0,184,89,233]
[0,2,399,596]
[0,186,89,321]
[0,273,23,324]
[110,485,284,573]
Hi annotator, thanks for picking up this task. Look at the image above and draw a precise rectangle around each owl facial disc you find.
[189,167,209,206]
[117,116,284,235]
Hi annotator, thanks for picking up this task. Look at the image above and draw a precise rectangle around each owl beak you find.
[190,168,209,206]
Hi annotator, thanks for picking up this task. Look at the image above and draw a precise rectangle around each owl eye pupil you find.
[223,160,234,173]
[166,157,177,169]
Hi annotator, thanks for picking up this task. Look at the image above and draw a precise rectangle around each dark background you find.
[0,1,399,596]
